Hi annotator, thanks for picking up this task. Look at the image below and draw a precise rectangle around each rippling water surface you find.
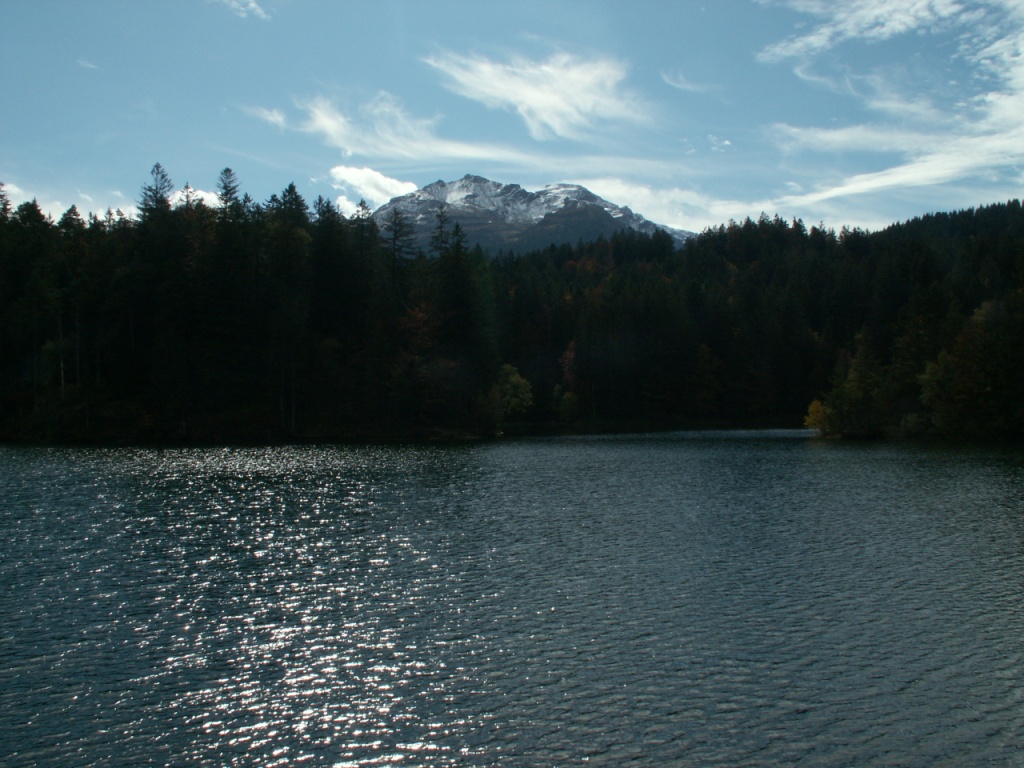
[2,432,1024,766]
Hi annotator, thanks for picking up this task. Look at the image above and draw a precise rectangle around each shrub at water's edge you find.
[809,292,1024,440]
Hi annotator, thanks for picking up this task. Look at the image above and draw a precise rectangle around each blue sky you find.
[4,0,1024,232]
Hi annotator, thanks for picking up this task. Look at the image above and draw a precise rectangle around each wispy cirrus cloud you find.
[243,49,654,217]
[757,0,1024,215]
[423,51,647,141]
[245,106,287,129]
[299,92,529,164]
[777,123,1024,202]
[661,69,709,93]
[772,123,936,154]
[757,0,966,62]
[243,90,544,215]
[216,0,269,20]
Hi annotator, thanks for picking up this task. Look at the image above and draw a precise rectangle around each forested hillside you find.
[2,164,1022,442]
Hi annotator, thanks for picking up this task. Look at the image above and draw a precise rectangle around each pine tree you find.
[429,205,450,257]
[138,163,174,220]
[216,168,244,222]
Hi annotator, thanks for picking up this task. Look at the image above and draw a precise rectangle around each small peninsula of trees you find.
[1,164,1023,442]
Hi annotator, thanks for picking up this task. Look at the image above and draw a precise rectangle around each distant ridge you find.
[372,174,693,254]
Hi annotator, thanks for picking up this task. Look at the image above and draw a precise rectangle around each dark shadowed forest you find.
[2,164,1023,443]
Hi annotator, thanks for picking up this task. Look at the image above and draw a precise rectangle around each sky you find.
[5,0,1024,233]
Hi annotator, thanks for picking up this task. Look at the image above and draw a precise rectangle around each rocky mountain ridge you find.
[372,174,693,254]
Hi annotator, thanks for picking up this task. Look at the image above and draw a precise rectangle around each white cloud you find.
[777,124,1024,204]
[771,123,935,154]
[216,0,269,20]
[2,180,28,202]
[662,69,708,93]
[755,0,1024,215]
[861,78,954,123]
[791,62,955,123]
[758,0,966,61]
[709,134,732,153]
[245,106,287,129]
[575,177,751,233]
[328,165,417,215]
[299,93,529,163]
[303,93,440,158]
[170,185,220,208]
[0,179,133,222]
[77,59,99,70]
[556,175,851,234]
[424,51,646,141]
[568,2,1024,232]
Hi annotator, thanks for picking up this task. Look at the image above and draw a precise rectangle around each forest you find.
[2,163,1023,443]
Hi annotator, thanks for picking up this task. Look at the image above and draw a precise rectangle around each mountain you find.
[372,174,693,254]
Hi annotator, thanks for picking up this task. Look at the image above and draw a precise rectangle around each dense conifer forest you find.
[2,164,1023,443]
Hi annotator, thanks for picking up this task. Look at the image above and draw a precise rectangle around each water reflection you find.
[112,446,487,766]
[2,436,1024,765]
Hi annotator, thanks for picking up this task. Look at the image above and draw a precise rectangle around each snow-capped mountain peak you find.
[414,175,537,223]
[373,174,692,254]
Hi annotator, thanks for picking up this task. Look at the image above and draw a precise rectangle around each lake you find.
[2,432,1023,766]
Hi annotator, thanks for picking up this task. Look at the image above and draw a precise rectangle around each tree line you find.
[1,164,1022,442]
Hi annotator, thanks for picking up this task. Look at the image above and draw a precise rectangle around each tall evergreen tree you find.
[429,205,450,257]
[216,167,243,220]
[0,181,11,222]
[138,163,174,221]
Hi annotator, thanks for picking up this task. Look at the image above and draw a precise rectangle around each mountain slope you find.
[372,175,693,254]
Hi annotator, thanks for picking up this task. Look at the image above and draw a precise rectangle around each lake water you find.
[2,431,1024,766]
